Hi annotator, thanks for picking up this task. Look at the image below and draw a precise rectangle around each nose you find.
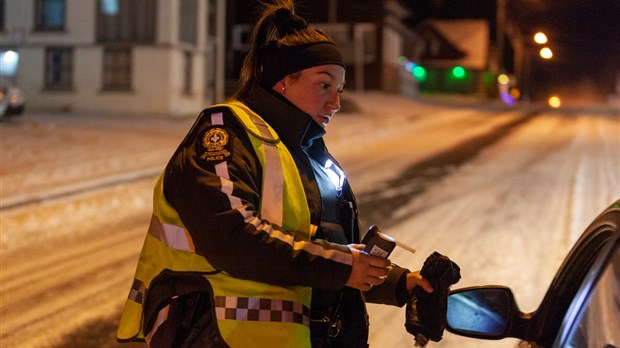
[327,94,341,114]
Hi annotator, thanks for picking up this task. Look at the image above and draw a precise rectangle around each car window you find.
[556,242,620,347]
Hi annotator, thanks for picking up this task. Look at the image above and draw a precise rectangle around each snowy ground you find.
[1,92,618,347]
[363,108,619,347]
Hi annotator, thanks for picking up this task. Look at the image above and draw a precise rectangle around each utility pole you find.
[215,0,226,102]
[496,0,506,73]
[328,0,337,23]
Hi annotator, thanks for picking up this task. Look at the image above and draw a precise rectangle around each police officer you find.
[117,1,432,347]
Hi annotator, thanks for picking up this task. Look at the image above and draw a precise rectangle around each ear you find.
[273,80,286,95]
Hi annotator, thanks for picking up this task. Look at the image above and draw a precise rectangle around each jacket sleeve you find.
[364,264,413,307]
[164,107,353,290]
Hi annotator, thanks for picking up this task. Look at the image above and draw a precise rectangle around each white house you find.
[0,0,226,117]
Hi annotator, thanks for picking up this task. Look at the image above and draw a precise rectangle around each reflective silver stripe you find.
[145,302,172,345]
[216,162,242,209]
[148,215,195,252]
[248,114,276,141]
[231,102,280,143]
[211,111,224,126]
[252,119,284,226]
[149,204,349,266]
[161,224,193,251]
[235,205,352,265]
[227,104,284,225]
[211,112,243,209]
[210,106,353,265]
[214,296,310,326]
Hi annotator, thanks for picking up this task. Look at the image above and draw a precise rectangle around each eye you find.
[337,86,344,94]
[320,82,330,90]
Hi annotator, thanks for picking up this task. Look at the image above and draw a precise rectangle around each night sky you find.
[403,0,620,44]
[402,0,620,102]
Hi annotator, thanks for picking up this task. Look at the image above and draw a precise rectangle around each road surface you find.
[1,94,618,347]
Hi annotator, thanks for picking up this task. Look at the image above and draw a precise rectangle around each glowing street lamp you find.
[548,96,561,108]
[533,32,548,45]
[539,47,553,59]
[497,73,510,85]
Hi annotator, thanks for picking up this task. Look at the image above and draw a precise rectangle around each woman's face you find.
[274,64,346,128]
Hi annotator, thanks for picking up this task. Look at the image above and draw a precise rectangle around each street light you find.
[533,32,548,45]
[539,47,553,59]
[548,96,561,108]
[520,30,555,100]
[534,31,553,59]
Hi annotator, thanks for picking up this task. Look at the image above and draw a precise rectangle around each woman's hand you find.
[345,244,391,291]
[406,270,433,293]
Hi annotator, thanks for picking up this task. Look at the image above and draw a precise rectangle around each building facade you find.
[227,0,418,95]
[412,19,494,96]
[0,0,226,117]
[0,0,423,116]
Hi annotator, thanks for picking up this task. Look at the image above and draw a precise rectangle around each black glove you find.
[405,251,461,344]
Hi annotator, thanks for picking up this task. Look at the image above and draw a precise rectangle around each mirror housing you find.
[446,286,518,340]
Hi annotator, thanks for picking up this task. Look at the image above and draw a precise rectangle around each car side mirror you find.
[446,286,516,339]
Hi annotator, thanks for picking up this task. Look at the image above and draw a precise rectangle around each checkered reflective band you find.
[128,279,145,304]
[214,296,310,326]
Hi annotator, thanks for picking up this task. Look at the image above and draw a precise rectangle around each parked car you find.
[446,199,620,347]
[0,77,25,120]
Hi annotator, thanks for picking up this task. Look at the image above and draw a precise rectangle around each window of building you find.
[102,47,132,91]
[45,47,73,90]
[207,0,217,37]
[97,0,156,43]
[183,51,193,95]
[179,0,197,44]
[231,25,251,51]
[35,0,65,31]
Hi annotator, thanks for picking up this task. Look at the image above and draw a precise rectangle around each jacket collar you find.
[239,84,326,150]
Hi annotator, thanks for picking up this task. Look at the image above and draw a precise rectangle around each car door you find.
[552,231,620,347]
[445,200,620,347]
[536,201,620,347]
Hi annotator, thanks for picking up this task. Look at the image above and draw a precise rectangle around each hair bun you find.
[274,8,307,36]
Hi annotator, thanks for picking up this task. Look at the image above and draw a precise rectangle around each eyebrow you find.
[316,71,346,86]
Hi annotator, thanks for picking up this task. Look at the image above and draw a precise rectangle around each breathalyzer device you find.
[362,225,396,258]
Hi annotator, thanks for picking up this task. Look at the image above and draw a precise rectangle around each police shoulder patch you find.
[200,126,232,163]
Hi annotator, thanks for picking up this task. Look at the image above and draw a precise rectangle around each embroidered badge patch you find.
[200,127,231,162]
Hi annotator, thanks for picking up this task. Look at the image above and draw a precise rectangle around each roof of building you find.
[416,19,489,69]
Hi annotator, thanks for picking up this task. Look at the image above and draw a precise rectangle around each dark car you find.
[446,199,620,347]
[0,77,25,120]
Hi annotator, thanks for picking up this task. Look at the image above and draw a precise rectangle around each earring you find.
[281,87,286,94]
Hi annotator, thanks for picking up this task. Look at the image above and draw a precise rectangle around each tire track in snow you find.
[357,110,539,228]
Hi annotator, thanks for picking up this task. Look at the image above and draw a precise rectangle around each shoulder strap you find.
[210,101,285,225]
[210,101,280,144]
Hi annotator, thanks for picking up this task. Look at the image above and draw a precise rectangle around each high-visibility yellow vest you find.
[117,101,313,347]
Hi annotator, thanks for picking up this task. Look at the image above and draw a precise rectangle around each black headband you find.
[260,41,346,88]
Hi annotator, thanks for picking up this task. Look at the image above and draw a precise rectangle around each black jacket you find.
[242,85,413,347]
[164,84,412,347]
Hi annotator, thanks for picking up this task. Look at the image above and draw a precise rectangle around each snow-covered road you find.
[363,109,619,348]
[1,93,618,347]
